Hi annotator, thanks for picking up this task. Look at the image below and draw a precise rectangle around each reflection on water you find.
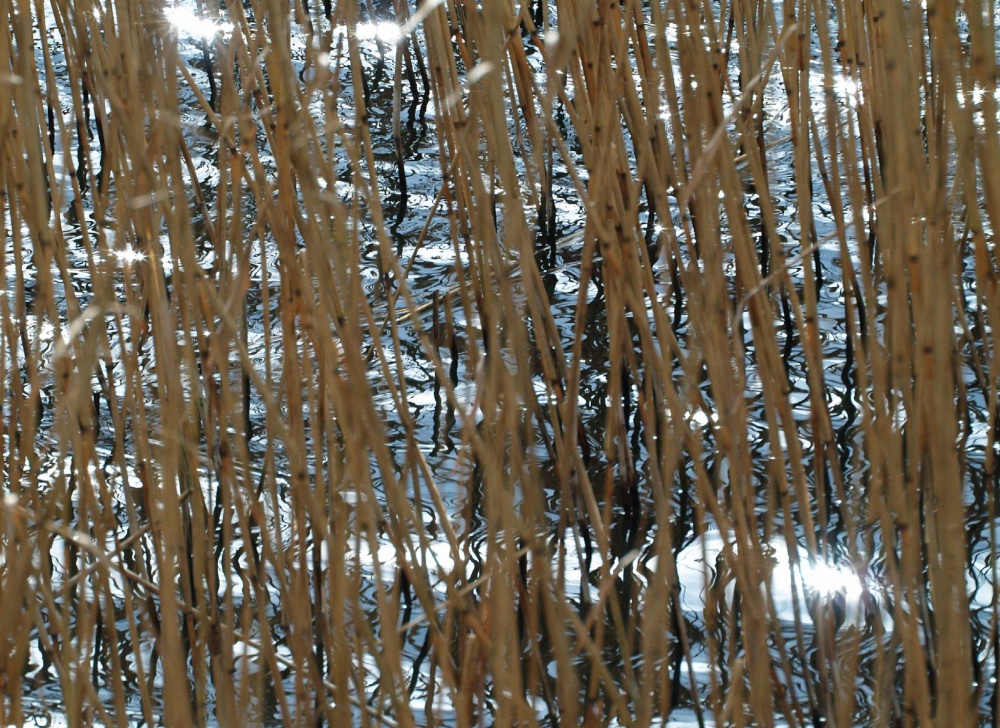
[664,530,893,635]
[163,5,234,41]
[349,22,404,45]
[830,74,863,108]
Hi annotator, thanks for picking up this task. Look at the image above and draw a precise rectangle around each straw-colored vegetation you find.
[2,0,999,724]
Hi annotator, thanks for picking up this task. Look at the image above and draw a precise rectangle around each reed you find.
[1,0,998,724]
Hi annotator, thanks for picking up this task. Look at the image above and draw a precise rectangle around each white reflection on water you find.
[654,529,892,634]
[333,21,403,45]
[832,73,863,107]
[356,21,403,44]
[163,5,234,42]
[113,244,144,265]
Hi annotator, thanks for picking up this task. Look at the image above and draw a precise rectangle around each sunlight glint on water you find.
[163,5,234,41]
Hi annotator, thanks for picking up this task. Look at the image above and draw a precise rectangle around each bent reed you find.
[2,0,999,725]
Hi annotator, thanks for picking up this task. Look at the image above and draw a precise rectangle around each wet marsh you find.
[2,0,1000,725]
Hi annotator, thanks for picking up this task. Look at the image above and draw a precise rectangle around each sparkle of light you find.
[114,245,145,265]
[353,21,403,45]
[164,5,234,42]
[833,73,863,106]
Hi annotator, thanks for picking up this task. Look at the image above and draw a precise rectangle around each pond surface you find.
[5,0,1000,725]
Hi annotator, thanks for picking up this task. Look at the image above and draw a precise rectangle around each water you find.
[5,0,999,725]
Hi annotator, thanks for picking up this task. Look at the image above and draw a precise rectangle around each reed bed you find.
[1,0,999,724]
